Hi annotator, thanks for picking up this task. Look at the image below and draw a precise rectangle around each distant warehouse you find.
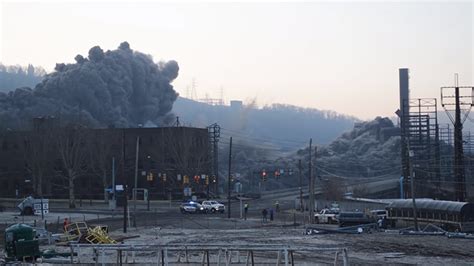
[0,117,212,200]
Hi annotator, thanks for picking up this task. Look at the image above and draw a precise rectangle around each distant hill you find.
[172,97,358,150]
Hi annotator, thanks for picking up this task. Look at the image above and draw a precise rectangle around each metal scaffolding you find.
[401,98,440,197]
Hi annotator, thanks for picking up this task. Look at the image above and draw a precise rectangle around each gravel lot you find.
[16,213,473,265]
[1,197,474,264]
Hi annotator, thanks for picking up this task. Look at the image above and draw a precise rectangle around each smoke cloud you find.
[0,42,179,129]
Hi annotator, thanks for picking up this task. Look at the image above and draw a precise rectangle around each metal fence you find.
[69,243,349,266]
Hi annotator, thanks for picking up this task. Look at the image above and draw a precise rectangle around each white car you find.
[201,201,225,213]
[180,202,206,214]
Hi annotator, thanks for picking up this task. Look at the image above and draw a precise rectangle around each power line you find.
[220,128,308,145]
[316,166,401,180]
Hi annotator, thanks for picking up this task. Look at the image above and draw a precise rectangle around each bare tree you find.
[23,130,52,196]
[155,128,211,191]
[54,126,90,208]
[88,129,117,202]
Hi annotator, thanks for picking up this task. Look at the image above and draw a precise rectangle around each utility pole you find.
[122,130,127,233]
[308,139,315,224]
[441,75,473,202]
[298,159,303,212]
[408,148,419,231]
[410,167,419,231]
[124,185,128,233]
[208,124,220,197]
[112,157,116,209]
[227,137,232,219]
[133,136,140,228]
[214,134,219,197]
[454,84,465,201]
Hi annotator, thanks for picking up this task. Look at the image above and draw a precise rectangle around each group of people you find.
[242,201,281,223]
[261,201,280,223]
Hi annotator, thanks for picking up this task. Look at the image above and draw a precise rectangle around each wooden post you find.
[308,139,315,224]
[70,245,74,264]
[342,248,349,266]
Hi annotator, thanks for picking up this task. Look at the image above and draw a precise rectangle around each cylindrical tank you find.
[4,223,40,261]
[5,223,35,241]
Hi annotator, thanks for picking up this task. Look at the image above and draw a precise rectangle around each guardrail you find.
[69,243,349,266]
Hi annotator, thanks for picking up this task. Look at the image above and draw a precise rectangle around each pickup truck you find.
[315,209,338,224]
[201,201,225,213]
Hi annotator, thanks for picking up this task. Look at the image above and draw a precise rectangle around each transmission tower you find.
[220,86,225,105]
[440,74,474,201]
[191,78,198,100]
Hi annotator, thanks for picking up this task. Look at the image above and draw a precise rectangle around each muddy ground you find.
[13,214,473,265]
[1,197,474,265]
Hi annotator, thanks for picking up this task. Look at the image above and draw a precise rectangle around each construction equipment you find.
[63,222,116,244]
[85,226,116,244]
[64,222,89,242]
[4,223,41,262]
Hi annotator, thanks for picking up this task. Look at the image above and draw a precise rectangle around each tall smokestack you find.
[399,68,410,199]
[399,68,410,119]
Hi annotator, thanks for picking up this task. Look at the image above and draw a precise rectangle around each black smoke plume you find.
[0,42,179,129]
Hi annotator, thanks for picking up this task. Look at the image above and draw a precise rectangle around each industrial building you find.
[0,118,212,200]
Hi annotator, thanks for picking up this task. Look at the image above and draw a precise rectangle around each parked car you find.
[337,212,375,227]
[180,202,206,214]
[201,201,225,213]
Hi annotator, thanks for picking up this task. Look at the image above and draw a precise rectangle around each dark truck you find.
[337,212,376,227]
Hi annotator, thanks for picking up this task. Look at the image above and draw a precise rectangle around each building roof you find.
[387,199,470,213]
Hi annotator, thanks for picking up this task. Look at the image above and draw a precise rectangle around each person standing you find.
[270,208,274,222]
[262,208,268,223]
[244,203,249,220]
[63,218,70,232]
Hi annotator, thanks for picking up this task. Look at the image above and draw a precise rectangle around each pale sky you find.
[1,0,472,120]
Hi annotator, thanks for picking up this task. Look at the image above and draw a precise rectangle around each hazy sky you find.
[1,1,472,120]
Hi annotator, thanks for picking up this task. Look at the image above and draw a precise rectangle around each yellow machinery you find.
[85,226,116,244]
[64,222,88,242]
[63,222,115,244]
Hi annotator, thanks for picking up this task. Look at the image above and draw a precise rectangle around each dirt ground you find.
[20,215,474,265]
[1,198,474,265]
[105,226,474,265]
